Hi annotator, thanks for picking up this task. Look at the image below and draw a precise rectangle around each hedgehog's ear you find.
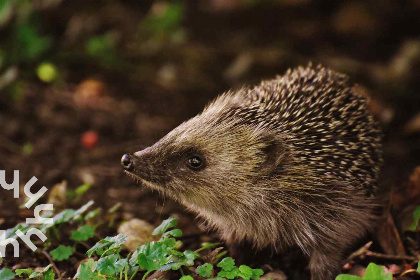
[259,132,288,174]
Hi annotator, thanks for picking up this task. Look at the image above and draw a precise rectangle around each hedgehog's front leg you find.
[309,249,342,280]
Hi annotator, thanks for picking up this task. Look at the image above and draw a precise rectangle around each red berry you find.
[81,131,98,149]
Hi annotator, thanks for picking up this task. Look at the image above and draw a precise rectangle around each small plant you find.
[79,217,265,280]
[0,197,266,280]
[336,263,392,280]
[0,200,96,280]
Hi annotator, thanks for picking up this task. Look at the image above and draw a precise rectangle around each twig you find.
[405,237,420,260]
[399,269,418,278]
[345,241,373,263]
[365,250,418,261]
[146,270,168,280]
[40,249,61,279]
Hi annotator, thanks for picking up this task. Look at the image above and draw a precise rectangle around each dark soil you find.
[1,0,420,279]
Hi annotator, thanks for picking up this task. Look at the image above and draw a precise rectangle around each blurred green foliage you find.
[0,0,186,98]
[0,0,54,97]
[14,23,51,61]
[86,34,119,68]
[139,1,185,43]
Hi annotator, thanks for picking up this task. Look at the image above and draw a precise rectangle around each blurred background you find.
[0,0,420,276]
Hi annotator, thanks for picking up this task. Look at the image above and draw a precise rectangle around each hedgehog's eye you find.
[187,156,204,170]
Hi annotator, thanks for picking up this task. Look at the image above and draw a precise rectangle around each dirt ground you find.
[1,0,420,279]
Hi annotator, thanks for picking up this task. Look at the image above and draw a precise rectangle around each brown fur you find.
[123,65,383,280]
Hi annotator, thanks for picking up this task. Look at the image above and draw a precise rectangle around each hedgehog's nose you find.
[121,154,133,171]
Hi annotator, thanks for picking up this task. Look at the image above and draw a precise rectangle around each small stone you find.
[118,219,156,251]
[260,270,287,280]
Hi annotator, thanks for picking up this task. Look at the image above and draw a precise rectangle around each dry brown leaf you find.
[376,210,406,256]
[118,218,157,252]
[47,180,68,207]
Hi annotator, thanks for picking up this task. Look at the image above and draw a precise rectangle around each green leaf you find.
[137,241,167,271]
[251,268,264,280]
[0,268,15,280]
[73,200,95,220]
[15,268,34,277]
[183,250,197,266]
[87,234,127,257]
[196,263,213,277]
[50,245,73,261]
[71,225,95,241]
[239,265,253,280]
[41,201,93,232]
[97,254,125,276]
[217,257,236,271]
[336,263,392,280]
[184,250,197,261]
[162,237,177,248]
[42,268,55,280]
[78,259,106,280]
[197,242,221,252]
[410,205,420,230]
[335,275,362,280]
[85,208,101,220]
[218,266,240,279]
[27,265,54,279]
[5,223,31,239]
[28,270,43,278]
[179,276,193,280]
[163,229,183,238]
[153,217,178,235]
[75,183,92,197]
[418,260,420,272]
[217,258,240,280]
[363,263,392,280]
[53,209,76,224]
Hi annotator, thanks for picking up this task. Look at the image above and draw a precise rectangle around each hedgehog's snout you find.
[121,153,134,171]
[123,147,172,185]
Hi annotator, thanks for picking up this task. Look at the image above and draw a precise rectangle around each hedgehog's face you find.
[122,113,288,213]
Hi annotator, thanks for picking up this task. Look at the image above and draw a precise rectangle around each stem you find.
[214,250,228,262]
[40,249,61,279]
[194,243,221,253]
[52,226,61,240]
[129,267,141,280]
[142,270,151,280]
[124,253,132,280]
[78,241,91,250]
[100,247,116,258]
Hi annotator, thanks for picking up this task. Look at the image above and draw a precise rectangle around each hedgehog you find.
[121,64,383,280]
